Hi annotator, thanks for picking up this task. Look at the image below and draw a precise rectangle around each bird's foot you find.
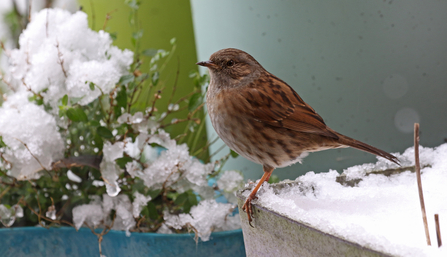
[242,195,257,227]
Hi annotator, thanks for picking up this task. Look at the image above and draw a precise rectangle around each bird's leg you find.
[242,165,274,227]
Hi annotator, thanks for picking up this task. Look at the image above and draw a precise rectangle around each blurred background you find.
[1,0,446,181]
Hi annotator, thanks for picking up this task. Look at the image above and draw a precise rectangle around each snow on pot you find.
[238,144,447,257]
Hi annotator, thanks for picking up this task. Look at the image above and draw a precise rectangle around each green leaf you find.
[97,126,113,138]
[0,136,6,148]
[268,175,280,184]
[184,192,198,213]
[66,107,88,122]
[89,82,95,91]
[93,134,104,151]
[147,189,161,199]
[61,94,68,106]
[115,156,133,169]
[119,74,134,85]
[174,192,188,205]
[146,202,158,220]
[126,0,140,10]
[188,93,202,112]
[152,72,159,86]
[109,32,117,41]
[114,105,122,119]
[188,70,198,78]
[116,86,127,109]
[89,120,100,127]
[132,30,143,40]
[142,49,158,57]
[230,150,239,158]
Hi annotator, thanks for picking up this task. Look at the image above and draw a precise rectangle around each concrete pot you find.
[236,186,391,257]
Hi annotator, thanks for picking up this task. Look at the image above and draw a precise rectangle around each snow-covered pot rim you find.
[236,189,392,257]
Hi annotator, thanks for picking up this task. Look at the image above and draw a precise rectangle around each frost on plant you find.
[0,204,23,227]
[73,194,136,236]
[100,142,124,197]
[0,7,243,243]
[0,92,64,180]
[217,170,244,204]
[7,8,133,107]
[164,199,240,242]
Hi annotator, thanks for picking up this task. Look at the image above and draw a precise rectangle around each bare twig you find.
[88,0,96,30]
[0,185,11,200]
[28,0,32,23]
[55,40,67,78]
[414,123,431,246]
[102,9,117,30]
[147,90,162,118]
[21,78,41,97]
[52,155,102,171]
[0,41,11,58]
[185,222,200,244]
[0,69,15,92]
[85,212,116,256]
[167,58,180,108]
[435,214,442,247]
[206,144,227,163]
[14,137,51,177]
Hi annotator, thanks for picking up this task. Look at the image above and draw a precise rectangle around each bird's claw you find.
[242,196,257,227]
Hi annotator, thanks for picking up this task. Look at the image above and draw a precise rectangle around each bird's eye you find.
[226,60,234,67]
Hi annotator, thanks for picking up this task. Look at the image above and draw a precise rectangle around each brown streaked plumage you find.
[197,48,399,226]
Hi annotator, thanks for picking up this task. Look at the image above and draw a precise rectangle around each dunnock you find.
[197,48,399,226]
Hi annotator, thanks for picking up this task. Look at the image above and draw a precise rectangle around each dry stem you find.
[435,214,442,247]
[414,123,431,246]
[55,40,67,78]
[13,137,51,177]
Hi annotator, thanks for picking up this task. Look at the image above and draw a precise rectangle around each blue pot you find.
[0,227,245,257]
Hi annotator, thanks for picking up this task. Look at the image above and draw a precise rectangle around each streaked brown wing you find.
[238,72,338,139]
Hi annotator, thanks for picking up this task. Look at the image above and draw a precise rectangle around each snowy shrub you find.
[0,6,243,246]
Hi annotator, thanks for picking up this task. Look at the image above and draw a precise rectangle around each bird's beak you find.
[196,60,217,69]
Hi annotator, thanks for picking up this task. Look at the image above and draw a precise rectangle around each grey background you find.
[191,0,447,180]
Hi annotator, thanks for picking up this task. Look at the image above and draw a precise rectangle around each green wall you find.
[79,0,207,154]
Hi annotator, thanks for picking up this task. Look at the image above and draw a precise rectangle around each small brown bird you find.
[197,48,399,226]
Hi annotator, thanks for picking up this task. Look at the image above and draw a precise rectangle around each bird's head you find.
[197,48,264,88]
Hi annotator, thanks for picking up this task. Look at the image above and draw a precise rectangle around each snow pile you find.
[6,8,133,107]
[72,194,138,236]
[127,130,216,200]
[0,92,64,180]
[164,199,240,241]
[217,170,244,204]
[0,8,132,180]
[244,144,447,256]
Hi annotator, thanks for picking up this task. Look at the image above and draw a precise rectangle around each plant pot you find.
[0,227,245,257]
[236,189,390,257]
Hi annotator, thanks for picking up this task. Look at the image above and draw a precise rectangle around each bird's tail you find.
[336,132,400,165]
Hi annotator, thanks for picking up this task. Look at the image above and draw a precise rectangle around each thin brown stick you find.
[0,185,11,200]
[55,40,67,78]
[0,69,15,92]
[13,137,51,177]
[414,123,431,246]
[88,0,96,30]
[102,9,117,30]
[28,0,32,22]
[435,214,442,247]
